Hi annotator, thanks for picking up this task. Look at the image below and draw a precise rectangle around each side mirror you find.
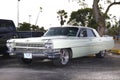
[80,34,83,37]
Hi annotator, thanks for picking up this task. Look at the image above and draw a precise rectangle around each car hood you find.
[8,36,71,43]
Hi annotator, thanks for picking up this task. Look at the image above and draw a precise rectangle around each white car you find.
[7,26,114,66]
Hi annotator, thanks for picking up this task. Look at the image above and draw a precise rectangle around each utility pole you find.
[17,0,20,27]
[35,7,42,26]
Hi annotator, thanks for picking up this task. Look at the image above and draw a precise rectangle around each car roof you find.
[49,26,94,30]
[0,19,13,21]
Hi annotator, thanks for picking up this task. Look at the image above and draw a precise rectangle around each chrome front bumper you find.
[8,48,61,59]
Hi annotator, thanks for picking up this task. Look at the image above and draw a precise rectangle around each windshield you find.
[44,27,78,37]
[0,20,16,33]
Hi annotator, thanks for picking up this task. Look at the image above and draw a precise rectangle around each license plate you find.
[24,53,32,59]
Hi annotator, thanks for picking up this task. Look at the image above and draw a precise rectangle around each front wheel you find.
[96,50,106,58]
[21,58,32,64]
[3,52,10,58]
[53,49,72,66]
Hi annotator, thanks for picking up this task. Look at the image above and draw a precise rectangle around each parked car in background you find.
[7,26,114,66]
[17,31,44,38]
[0,19,16,57]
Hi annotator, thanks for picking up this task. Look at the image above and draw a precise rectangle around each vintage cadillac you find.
[6,26,114,66]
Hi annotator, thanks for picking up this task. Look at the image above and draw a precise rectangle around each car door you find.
[86,28,102,54]
[73,28,91,57]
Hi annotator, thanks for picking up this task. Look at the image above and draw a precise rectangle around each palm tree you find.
[57,10,68,26]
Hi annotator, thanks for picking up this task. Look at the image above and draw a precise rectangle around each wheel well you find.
[64,48,73,59]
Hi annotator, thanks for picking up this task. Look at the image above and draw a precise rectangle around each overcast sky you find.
[0,0,119,29]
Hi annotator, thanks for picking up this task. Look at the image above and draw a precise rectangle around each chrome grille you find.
[14,48,44,53]
[15,43,44,47]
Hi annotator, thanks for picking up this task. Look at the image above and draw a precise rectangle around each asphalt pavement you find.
[0,53,120,80]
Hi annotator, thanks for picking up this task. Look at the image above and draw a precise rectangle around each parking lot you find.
[0,53,120,80]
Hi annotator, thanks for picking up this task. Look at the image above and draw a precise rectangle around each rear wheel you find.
[53,49,72,66]
[96,50,106,58]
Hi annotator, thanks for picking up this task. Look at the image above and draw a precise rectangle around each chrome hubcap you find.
[60,50,69,65]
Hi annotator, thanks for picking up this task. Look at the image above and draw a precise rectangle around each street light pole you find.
[35,7,42,26]
[17,0,20,27]
[29,15,31,24]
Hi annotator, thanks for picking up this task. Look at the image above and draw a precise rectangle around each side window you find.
[79,28,87,37]
[87,29,96,37]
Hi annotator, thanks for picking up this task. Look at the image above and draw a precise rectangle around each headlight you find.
[7,39,16,53]
[6,42,14,48]
[6,41,15,53]
[44,43,53,49]
[6,39,15,48]
[43,39,54,49]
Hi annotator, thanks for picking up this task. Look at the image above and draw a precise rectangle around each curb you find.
[110,49,120,54]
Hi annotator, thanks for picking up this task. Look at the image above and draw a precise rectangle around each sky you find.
[0,0,119,29]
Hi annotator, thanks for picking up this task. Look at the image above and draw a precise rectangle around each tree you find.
[17,22,31,31]
[92,0,120,36]
[69,0,120,36]
[68,8,98,29]
[107,16,119,36]
[17,22,46,31]
[107,26,119,36]
[31,25,39,31]
[68,8,111,30]
[57,10,68,26]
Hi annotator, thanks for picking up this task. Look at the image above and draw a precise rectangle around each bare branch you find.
[105,2,120,16]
